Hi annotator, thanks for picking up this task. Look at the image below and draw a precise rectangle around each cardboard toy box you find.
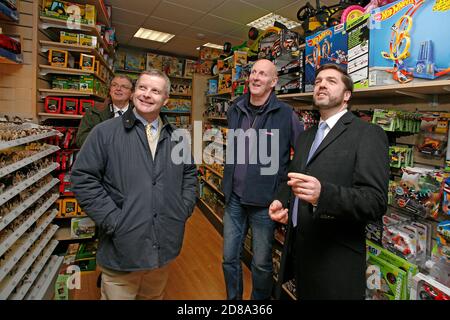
[305,23,348,92]
[346,13,370,89]
[146,53,163,71]
[366,252,407,300]
[369,0,450,86]
[163,98,191,113]
[367,240,418,299]
[162,56,184,77]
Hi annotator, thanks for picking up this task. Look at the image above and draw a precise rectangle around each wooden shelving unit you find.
[38,88,106,100]
[39,64,107,84]
[39,40,114,76]
[38,113,83,120]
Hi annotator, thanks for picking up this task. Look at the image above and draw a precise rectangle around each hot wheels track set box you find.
[305,23,348,92]
[369,0,450,86]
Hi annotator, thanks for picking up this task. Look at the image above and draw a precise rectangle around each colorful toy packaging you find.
[305,23,348,92]
[367,239,418,299]
[366,252,407,300]
[346,14,370,89]
[369,0,450,86]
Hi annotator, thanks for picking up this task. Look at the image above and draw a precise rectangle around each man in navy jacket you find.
[222,59,303,300]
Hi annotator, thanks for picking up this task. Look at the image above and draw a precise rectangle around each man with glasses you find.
[76,75,134,147]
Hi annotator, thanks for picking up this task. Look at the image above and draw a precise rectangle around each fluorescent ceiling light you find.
[202,43,223,50]
[134,28,175,43]
[247,13,301,30]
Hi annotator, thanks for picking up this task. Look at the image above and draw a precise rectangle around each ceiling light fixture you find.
[202,43,224,50]
[134,28,175,43]
[247,13,301,30]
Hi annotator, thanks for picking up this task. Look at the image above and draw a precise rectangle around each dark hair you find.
[315,64,354,93]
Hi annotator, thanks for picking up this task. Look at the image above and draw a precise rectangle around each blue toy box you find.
[369,0,450,86]
[304,23,348,92]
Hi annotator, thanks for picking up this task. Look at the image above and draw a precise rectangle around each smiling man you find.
[222,59,303,300]
[71,69,197,300]
[76,75,134,147]
[269,64,389,299]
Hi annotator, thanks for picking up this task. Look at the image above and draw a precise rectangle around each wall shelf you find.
[39,40,114,77]
[277,79,450,100]
[0,145,59,178]
[39,65,107,84]
[38,113,84,120]
[0,129,60,151]
[39,16,113,56]
[25,255,64,300]
[201,177,224,197]
[9,235,59,300]
[0,235,58,299]
[0,195,59,257]
[0,179,59,233]
[74,0,111,28]
[0,1,19,22]
[38,88,106,100]
[198,198,223,224]
[0,163,59,207]
[204,164,223,179]
[0,219,58,284]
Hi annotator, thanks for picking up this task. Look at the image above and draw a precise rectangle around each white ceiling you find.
[105,0,338,59]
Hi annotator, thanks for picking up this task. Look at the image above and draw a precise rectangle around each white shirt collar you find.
[113,103,129,116]
[132,108,159,131]
[319,109,348,137]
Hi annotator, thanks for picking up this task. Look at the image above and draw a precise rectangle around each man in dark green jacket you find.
[76,75,134,147]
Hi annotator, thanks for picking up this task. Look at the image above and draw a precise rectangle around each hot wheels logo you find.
[306,29,332,47]
[373,0,416,22]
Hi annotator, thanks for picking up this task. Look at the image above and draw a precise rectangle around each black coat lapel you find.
[307,112,354,164]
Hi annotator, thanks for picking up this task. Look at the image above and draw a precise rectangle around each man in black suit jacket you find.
[269,64,389,300]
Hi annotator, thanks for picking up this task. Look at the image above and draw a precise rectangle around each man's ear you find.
[271,76,278,89]
[344,90,351,103]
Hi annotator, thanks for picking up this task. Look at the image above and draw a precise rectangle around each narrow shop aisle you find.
[165,206,252,300]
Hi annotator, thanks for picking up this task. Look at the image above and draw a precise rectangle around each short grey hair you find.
[110,74,134,90]
[136,69,171,96]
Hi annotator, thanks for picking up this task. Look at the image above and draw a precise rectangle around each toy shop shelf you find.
[0,48,22,64]
[9,236,59,300]
[38,88,106,100]
[39,65,107,84]
[39,40,114,77]
[0,215,57,284]
[201,177,224,197]
[0,1,19,22]
[39,16,114,56]
[0,162,59,207]
[114,68,141,74]
[38,113,84,120]
[0,230,58,300]
[0,179,59,233]
[74,0,111,27]
[204,164,223,179]
[278,80,450,101]
[54,214,87,219]
[281,283,297,301]
[0,129,61,151]
[161,111,191,115]
[206,116,227,121]
[0,234,58,300]
[25,255,64,300]
[198,198,223,224]
[0,145,59,179]
[169,75,193,80]
[170,93,192,97]
[0,195,58,258]
[54,227,94,241]
[206,92,231,98]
